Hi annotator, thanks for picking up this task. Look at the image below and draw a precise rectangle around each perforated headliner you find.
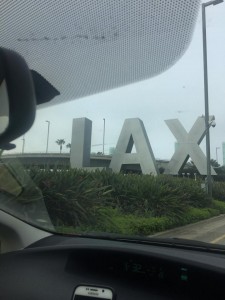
[0,0,200,106]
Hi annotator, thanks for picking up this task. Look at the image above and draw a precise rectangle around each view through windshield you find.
[1,0,225,245]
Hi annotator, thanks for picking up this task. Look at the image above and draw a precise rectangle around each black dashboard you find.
[1,235,225,299]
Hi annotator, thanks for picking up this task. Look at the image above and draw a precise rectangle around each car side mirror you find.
[0,48,36,149]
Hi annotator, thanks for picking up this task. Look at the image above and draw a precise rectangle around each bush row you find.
[27,169,225,235]
[57,202,225,236]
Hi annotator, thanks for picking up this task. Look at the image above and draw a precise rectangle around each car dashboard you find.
[0,235,225,299]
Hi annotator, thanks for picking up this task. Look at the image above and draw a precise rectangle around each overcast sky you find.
[9,2,225,165]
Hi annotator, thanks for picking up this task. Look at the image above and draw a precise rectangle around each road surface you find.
[153,214,225,245]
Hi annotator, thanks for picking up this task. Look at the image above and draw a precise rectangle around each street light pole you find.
[103,118,105,155]
[202,0,223,199]
[22,136,25,154]
[46,120,50,153]
[216,147,220,163]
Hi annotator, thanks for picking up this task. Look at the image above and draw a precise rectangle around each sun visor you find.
[0,0,201,107]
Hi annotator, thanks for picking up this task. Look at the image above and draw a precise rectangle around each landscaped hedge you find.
[27,169,225,235]
[56,205,223,236]
[213,182,225,202]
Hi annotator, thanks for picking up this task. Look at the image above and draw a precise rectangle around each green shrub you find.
[182,207,219,224]
[26,169,216,233]
[211,200,225,213]
[55,205,223,236]
[30,169,113,227]
[127,216,172,235]
[213,182,225,202]
[116,208,220,236]
[158,176,211,208]
[95,172,191,218]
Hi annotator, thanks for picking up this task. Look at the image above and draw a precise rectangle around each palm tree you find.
[66,143,71,153]
[56,139,65,153]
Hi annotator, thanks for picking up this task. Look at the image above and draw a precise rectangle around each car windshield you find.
[1,0,225,245]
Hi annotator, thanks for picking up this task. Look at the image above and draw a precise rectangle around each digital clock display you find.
[106,256,188,284]
[107,257,166,281]
[67,250,189,286]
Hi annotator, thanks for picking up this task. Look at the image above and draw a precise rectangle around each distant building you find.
[222,142,225,165]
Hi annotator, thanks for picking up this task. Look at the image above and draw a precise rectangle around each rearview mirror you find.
[0,48,36,149]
